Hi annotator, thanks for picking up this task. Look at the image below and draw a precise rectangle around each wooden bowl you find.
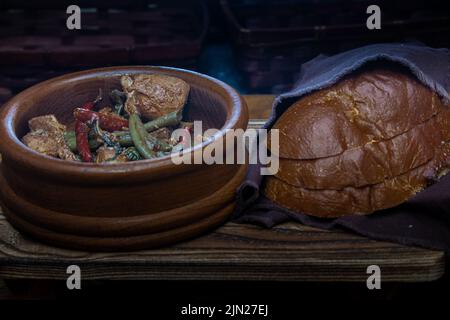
[0,66,248,251]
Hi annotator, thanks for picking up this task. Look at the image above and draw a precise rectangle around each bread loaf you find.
[263,68,450,217]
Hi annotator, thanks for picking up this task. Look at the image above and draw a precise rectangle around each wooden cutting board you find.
[0,95,445,283]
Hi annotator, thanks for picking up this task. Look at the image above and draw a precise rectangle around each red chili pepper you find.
[81,89,102,111]
[75,120,94,162]
[74,108,129,132]
[81,101,95,111]
[74,90,103,162]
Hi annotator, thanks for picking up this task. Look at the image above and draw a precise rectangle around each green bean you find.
[93,119,123,155]
[115,132,171,151]
[145,109,183,130]
[110,89,126,115]
[117,135,133,146]
[124,147,142,161]
[113,110,182,137]
[64,131,77,151]
[65,131,132,152]
[147,133,172,152]
[64,131,101,152]
[156,151,170,157]
[65,112,175,154]
[129,113,155,159]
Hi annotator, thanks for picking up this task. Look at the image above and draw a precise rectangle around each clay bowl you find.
[0,66,248,251]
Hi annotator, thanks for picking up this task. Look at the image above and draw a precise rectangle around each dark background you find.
[0,0,449,304]
[0,0,449,105]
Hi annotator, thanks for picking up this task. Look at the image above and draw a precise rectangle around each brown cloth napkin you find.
[233,43,450,255]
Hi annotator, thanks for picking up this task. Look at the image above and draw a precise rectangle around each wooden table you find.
[0,95,445,285]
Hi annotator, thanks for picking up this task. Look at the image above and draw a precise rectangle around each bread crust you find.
[275,109,450,189]
[264,142,450,217]
[264,68,450,217]
[270,69,440,160]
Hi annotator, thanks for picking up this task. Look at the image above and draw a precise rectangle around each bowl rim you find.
[0,66,248,182]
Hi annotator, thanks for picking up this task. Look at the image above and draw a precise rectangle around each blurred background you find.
[0,0,449,106]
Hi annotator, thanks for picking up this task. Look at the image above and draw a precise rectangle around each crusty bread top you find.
[270,69,440,160]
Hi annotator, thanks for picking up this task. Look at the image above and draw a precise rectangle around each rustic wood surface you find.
[0,95,445,283]
[0,214,444,282]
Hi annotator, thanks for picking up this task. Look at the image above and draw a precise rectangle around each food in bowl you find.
[0,66,248,250]
[22,74,203,163]
[264,68,450,218]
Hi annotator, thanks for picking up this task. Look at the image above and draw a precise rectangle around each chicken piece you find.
[121,74,190,119]
[56,138,79,161]
[22,115,78,161]
[95,146,117,163]
[149,127,172,140]
[100,150,129,164]
[28,115,66,135]
[22,130,60,157]
[113,153,129,163]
